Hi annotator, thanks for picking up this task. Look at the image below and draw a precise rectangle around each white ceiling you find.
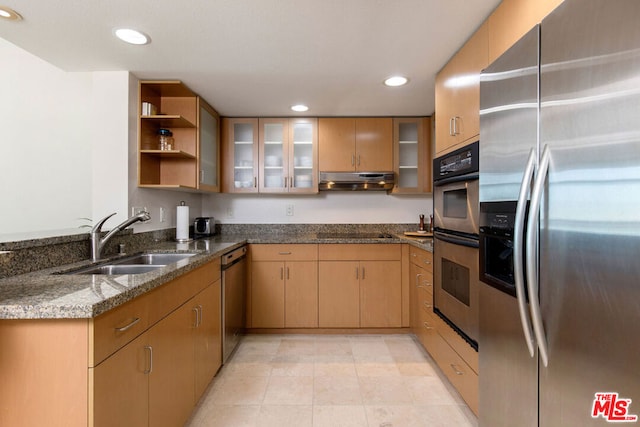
[0,0,500,117]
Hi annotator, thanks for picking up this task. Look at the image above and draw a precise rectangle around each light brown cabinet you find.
[138,80,220,192]
[222,118,318,194]
[392,117,432,194]
[318,244,402,328]
[318,118,393,172]
[434,22,489,156]
[249,244,319,328]
[0,259,222,427]
[408,246,478,415]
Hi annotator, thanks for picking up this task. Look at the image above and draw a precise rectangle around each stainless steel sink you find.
[61,252,198,275]
[71,264,164,275]
[114,253,197,266]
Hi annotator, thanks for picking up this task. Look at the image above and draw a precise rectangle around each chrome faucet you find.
[90,211,151,262]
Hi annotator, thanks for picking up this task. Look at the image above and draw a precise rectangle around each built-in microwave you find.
[433,141,479,237]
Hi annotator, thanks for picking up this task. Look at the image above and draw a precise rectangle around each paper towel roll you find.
[176,202,190,242]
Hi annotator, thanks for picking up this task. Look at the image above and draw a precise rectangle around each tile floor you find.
[186,334,477,427]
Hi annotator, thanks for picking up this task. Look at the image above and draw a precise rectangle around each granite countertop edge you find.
[0,233,432,320]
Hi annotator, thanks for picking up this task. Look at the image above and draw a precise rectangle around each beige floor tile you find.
[186,404,260,427]
[314,376,363,405]
[218,361,273,378]
[270,360,315,376]
[358,376,414,405]
[256,405,313,427]
[314,360,358,377]
[365,404,475,427]
[404,376,461,405]
[396,361,438,377]
[210,376,269,405]
[355,361,401,377]
[312,405,368,427]
[263,376,314,405]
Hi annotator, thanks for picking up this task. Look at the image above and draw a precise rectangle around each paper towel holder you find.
[176,201,192,243]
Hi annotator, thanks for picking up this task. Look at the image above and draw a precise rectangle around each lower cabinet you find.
[318,244,402,328]
[408,245,478,415]
[249,244,319,328]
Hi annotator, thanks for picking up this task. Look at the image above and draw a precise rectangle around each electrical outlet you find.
[286,204,294,216]
[132,206,147,216]
[227,207,234,218]
[159,207,166,223]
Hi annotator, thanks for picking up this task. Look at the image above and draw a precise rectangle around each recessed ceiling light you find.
[291,104,309,112]
[114,28,150,45]
[0,6,22,20]
[384,76,409,87]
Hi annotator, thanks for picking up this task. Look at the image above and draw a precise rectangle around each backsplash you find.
[0,223,419,279]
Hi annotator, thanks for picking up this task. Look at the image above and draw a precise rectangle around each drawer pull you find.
[423,259,431,265]
[115,317,140,333]
[423,301,432,309]
[423,321,434,330]
[278,251,292,255]
[450,364,464,376]
[144,345,153,374]
[415,273,423,288]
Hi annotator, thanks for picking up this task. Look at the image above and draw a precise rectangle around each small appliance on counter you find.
[194,217,215,238]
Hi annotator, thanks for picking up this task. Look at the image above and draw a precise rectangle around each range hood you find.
[319,171,395,191]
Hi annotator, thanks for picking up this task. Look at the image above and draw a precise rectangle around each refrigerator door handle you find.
[515,148,537,358]
[526,144,551,367]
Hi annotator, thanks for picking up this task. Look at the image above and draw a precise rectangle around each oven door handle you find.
[433,173,479,187]
[526,144,551,367]
[434,231,479,248]
[514,148,537,358]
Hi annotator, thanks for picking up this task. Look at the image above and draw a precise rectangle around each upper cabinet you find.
[138,80,220,192]
[222,117,318,194]
[487,0,564,63]
[318,118,393,172]
[434,22,489,156]
[392,117,432,194]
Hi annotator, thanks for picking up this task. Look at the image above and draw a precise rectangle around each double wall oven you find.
[433,141,479,349]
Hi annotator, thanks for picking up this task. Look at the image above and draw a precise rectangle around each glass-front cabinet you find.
[222,118,259,193]
[198,98,220,192]
[222,118,317,194]
[392,117,432,194]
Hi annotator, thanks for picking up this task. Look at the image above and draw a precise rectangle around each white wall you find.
[0,38,92,235]
[203,192,432,224]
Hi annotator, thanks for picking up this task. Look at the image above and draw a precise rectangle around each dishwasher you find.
[221,245,247,363]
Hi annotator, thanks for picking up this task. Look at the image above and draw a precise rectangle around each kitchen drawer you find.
[318,244,401,261]
[90,259,220,367]
[429,321,479,415]
[90,295,149,367]
[250,244,318,261]
[432,312,478,374]
[409,246,433,272]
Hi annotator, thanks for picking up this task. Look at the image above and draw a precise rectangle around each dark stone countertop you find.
[0,233,432,320]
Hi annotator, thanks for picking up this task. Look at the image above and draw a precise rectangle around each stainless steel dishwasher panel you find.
[221,246,247,363]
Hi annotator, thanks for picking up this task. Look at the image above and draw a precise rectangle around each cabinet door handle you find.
[355,267,359,279]
[361,267,365,280]
[450,364,464,376]
[115,317,140,333]
[351,154,355,166]
[144,345,153,374]
[192,307,199,327]
[453,117,461,135]
[286,267,290,280]
[198,304,203,326]
[449,117,454,136]
[415,273,423,288]
[290,176,293,188]
[423,321,434,330]
[357,154,361,166]
[254,177,257,188]
[280,267,284,280]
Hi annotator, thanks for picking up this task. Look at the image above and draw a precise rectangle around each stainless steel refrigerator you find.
[478,0,640,425]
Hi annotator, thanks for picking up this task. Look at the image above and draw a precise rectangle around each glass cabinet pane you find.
[292,122,314,189]
[199,104,218,189]
[233,122,256,189]
[397,122,419,188]
[262,122,286,189]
